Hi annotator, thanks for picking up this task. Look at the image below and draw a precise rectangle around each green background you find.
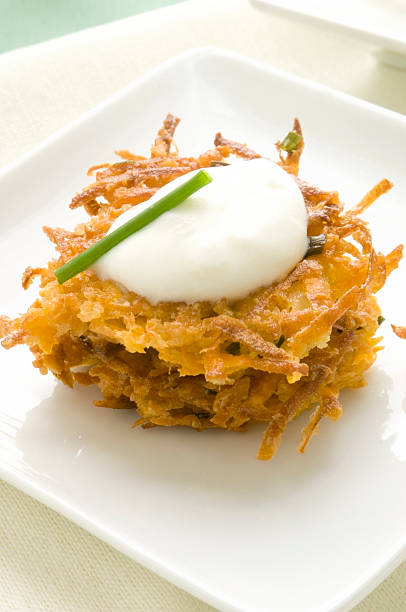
[1,0,183,54]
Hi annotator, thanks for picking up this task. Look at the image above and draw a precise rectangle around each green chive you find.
[306,234,326,257]
[377,315,385,326]
[276,335,285,348]
[280,131,302,152]
[226,342,241,355]
[55,170,212,284]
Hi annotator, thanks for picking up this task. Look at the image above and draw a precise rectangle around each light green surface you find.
[1,0,184,54]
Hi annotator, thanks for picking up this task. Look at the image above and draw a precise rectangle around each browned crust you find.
[151,113,181,157]
[214,133,261,160]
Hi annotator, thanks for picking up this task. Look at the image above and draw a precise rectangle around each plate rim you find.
[0,46,405,612]
[250,0,406,56]
[1,45,406,180]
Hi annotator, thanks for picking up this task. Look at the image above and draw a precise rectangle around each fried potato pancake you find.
[1,115,403,460]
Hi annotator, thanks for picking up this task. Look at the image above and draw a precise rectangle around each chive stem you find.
[280,131,302,152]
[276,335,285,348]
[225,342,241,355]
[55,170,212,284]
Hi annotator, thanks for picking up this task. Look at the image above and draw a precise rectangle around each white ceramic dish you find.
[251,0,406,69]
[0,48,405,612]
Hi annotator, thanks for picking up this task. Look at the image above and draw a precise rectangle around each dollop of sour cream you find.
[93,159,308,303]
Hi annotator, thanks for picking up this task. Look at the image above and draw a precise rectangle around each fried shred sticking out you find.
[392,325,406,339]
[1,113,403,460]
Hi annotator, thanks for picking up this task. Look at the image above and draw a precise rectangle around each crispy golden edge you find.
[1,114,404,460]
[392,325,406,339]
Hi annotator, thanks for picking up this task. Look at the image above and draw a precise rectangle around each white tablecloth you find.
[0,1,405,610]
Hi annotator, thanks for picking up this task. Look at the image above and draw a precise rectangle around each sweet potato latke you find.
[1,114,403,460]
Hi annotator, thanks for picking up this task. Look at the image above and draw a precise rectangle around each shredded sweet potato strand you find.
[392,325,406,339]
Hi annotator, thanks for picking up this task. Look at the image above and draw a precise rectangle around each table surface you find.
[1,0,184,54]
[0,0,405,610]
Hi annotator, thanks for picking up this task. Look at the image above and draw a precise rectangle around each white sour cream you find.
[93,159,308,303]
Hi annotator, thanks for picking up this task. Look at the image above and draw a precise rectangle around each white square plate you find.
[251,0,406,68]
[0,48,405,612]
